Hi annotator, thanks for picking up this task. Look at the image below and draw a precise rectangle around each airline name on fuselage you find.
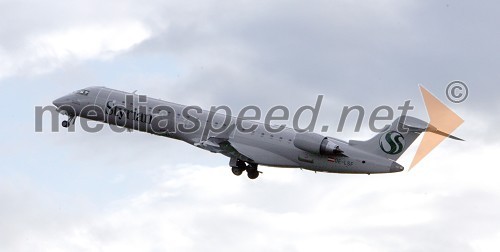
[105,100,154,124]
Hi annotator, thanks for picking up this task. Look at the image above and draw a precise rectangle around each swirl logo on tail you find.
[379,131,405,155]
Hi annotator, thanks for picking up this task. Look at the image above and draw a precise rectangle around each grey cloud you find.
[142,0,496,140]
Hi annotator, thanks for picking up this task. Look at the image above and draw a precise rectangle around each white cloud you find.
[34,22,151,61]
[0,21,151,79]
[3,139,500,252]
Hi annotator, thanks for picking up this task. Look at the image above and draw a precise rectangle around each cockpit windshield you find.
[76,89,89,96]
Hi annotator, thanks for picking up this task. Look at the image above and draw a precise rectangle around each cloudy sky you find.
[1,0,498,251]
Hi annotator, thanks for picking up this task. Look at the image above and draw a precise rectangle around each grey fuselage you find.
[53,86,402,174]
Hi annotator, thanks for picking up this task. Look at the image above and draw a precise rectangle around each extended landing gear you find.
[230,158,261,179]
[61,115,76,128]
[231,166,244,176]
[247,167,260,179]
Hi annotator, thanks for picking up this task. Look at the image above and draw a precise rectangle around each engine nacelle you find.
[293,132,341,156]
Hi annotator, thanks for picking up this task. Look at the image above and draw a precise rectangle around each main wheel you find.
[62,120,69,128]
[247,169,259,179]
[231,167,244,176]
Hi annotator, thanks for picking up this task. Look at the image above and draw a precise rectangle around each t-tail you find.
[349,116,463,161]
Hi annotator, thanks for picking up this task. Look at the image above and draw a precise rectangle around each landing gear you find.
[246,163,259,179]
[247,168,259,179]
[61,115,76,128]
[229,158,261,179]
[231,166,244,176]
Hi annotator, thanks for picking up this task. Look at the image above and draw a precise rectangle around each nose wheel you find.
[62,115,76,128]
[230,159,261,179]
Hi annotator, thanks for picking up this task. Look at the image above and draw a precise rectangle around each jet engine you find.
[293,132,342,156]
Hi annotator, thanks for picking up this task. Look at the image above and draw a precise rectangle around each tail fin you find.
[349,116,463,160]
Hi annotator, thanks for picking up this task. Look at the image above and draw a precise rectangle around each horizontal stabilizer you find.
[348,116,463,161]
[426,125,464,141]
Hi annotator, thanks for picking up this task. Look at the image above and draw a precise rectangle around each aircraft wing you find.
[194,124,254,162]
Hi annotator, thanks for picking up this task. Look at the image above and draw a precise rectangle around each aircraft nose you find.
[53,96,71,108]
[53,97,65,107]
[390,162,404,172]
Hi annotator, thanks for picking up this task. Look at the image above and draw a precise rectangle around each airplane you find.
[53,86,462,179]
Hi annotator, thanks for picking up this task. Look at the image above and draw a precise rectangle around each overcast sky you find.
[0,0,498,251]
